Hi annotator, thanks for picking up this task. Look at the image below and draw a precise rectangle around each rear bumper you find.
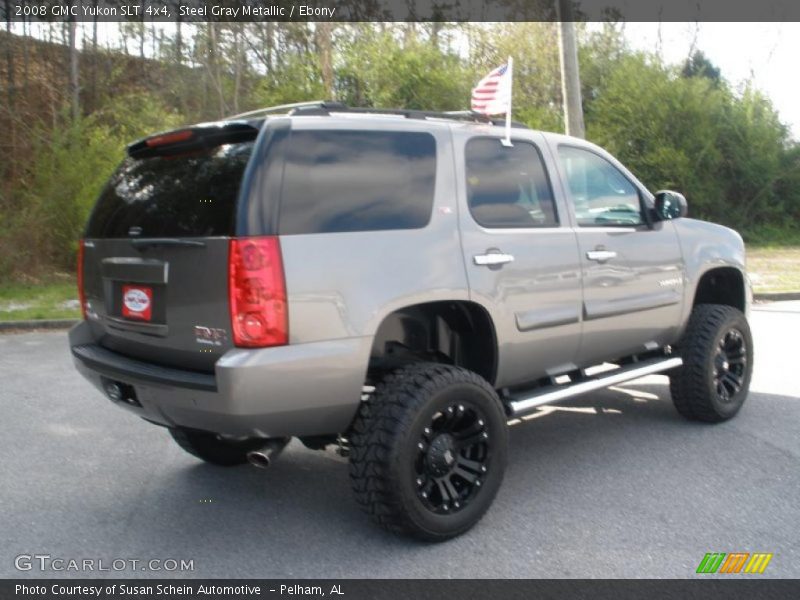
[72,343,217,391]
[69,321,371,438]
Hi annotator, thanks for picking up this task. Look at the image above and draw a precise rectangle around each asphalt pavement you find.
[1,303,798,579]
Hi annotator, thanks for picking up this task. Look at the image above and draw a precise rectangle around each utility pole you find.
[68,8,79,121]
[316,22,334,100]
[556,0,585,138]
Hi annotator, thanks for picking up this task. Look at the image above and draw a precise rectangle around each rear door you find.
[81,126,258,372]
[456,133,583,388]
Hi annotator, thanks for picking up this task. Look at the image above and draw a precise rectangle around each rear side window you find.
[278,130,436,234]
[86,142,254,238]
[465,137,558,228]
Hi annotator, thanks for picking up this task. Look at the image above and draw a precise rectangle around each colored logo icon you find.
[696,552,773,574]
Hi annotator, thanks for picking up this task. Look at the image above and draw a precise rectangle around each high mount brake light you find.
[145,130,194,148]
[77,239,87,320]
[228,237,288,348]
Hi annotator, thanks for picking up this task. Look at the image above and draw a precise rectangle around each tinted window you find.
[86,142,254,238]
[557,146,643,227]
[279,130,436,234]
[465,137,558,228]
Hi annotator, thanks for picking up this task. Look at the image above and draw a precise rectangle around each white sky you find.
[624,22,800,140]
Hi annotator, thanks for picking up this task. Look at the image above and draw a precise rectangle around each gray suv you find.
[70,101,753,540]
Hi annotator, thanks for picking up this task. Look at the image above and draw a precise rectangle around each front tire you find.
[348,363,508,541]
[670,304,754,423]
[169,428,265,466]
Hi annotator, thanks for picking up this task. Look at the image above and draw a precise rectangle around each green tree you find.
[588,53,720,208]
[682,51,722,86]
[716,86,788,226]
[3,93,181,276]
[470,23,563,131]
[337,28,472,110]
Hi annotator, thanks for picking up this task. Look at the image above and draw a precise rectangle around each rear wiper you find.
[130,238,206,250]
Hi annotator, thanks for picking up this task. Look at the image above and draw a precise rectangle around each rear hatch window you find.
[81,124,258,372]
[86,141,254,238]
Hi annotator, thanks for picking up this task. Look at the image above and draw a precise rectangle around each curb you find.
[0,319,80,332]
[753,292,800,302]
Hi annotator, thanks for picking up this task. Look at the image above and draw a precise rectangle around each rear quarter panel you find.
[276,119,470,345]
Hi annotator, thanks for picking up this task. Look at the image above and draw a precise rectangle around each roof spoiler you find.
[127,122,259,159]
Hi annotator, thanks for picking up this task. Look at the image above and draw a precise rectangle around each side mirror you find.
[654,190,688,220]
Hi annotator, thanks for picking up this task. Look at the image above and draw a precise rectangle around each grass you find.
[0,246,798,322]
[0,274,80,321]
[747,246,800,294]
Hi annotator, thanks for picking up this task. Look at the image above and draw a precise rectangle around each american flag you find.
[471,63,512,116]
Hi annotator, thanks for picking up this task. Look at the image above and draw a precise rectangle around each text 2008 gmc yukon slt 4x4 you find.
[70,101,753,540]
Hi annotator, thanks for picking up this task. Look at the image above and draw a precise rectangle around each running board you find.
[508,356,683,417]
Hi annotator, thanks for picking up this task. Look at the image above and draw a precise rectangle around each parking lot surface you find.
[1,303,798,578]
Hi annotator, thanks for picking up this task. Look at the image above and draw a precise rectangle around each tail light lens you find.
[77,239,87,320]
[228,236,288,347]
[145,129,194,148]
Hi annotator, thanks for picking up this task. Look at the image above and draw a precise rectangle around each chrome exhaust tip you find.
[247,438,289,469]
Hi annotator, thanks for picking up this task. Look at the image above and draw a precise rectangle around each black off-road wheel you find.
[670,304,754,423]
[169,428,265,466]
[348,363,508,541]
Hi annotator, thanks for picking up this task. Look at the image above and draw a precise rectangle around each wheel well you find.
[368,301,498,385]
[693,267,746,312]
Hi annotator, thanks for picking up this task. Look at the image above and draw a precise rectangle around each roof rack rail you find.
[290,104,530,129]
[225,100,335,120]
[227,101,530,129]
[441,110,529,129]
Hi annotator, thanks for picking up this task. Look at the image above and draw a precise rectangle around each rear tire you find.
[348,363,508,541]
[169,428,264,466]
[669,304,753,423]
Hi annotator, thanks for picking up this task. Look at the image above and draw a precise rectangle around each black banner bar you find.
[2,0,800,23]
[3,579,800,600]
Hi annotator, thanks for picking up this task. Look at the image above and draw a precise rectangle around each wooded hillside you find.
[1,22,798,280]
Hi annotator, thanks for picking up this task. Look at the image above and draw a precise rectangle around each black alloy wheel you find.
[349,362,508,541]
[713,328,748,403]
[414,402,491,515]
[670,304,754,423]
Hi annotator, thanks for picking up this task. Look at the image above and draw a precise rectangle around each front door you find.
[553,144,685,366]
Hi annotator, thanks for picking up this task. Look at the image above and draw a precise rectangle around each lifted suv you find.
[70,101,753,540]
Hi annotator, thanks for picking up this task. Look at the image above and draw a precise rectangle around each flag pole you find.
[502,56,513,147]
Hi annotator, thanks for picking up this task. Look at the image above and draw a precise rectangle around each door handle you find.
[586,250,617,262]
[474,253,515,266]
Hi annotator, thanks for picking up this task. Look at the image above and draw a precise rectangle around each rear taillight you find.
[228,236,288,348]
[77,239,87,320]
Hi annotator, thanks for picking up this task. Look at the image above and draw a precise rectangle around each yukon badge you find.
[194,325,228,346]
[658,277,683,288]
